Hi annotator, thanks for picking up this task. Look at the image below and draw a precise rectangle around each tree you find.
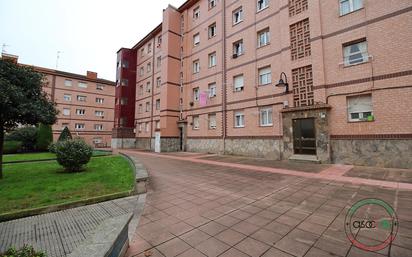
[36,123,53,151]
[5,126,37,151]
[0,59,58,179]
[55,139,93,172]
[58,126,73,141]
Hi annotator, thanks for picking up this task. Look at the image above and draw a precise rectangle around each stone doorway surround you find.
[281,103,332,163]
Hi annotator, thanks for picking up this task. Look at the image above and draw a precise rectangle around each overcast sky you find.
[0,0,187,81]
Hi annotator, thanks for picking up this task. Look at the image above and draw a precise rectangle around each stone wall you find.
[160,138,181,152]
[111,138,136,149]
[225,138,282,159]
[136,138,152,150]
[331,139,412,169]
[186,138,223,153]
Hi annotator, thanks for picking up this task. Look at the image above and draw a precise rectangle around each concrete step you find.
[289,154,321,164]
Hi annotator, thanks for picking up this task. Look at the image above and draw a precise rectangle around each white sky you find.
[0,0,187,81]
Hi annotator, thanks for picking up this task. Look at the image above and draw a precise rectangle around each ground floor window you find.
[347,94,373,122]
[260,107,273,126]
[234,111,245,128]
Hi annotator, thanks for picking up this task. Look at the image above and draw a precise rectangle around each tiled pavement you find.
[123,151,412,257]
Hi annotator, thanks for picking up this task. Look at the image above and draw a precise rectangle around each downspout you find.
[150,38,156,150]
[222,0,227,154]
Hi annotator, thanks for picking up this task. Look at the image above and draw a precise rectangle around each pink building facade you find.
[113,0,412,169]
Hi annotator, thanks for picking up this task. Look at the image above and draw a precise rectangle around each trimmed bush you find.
[55,139,93,172]
[58,127,72,142]
[36,124,53,151]
[3,141,23,154]
[48,142,57,154]
[5,127,37,151]
[0,245,46,257]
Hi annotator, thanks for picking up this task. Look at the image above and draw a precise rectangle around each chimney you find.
[87,71,98,79]
[1,53,19,63]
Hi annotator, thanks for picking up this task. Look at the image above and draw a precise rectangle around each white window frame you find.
[145,102,150,112]
[78,82,88,88]
[234,111,245,128]
[193,115,200,130]
[138,123,142,132]
[347,95,373,122]
[208,23,217,38]
[260,108,273,126]
[77,95,86,102]
[145,122,150,132]
[343,40,368,66]
[96,84,104,90]
[208,83,217,98]
[121,79,128,86]
[209,114,217,129]
[147,63,151,73]
[209,0,217,9]
[193,88,200,101]
[193,60,200,74]
[76,109,85,116]
[63,108,70,116]
[193,6,200,19]
[209,52,217,67]
[233,74,244,92]
[258,28,270,47]
[233,40,244,57]
[95,111,104,117]
[94,124,103,131]
[140,67,144,76]
[157,56,161,67]
[120,97,128,105]
[156,77,161,87]
[96,98,104,104]
[156,120,160,129]
[257,0,269,12]
[138,104,143,113]
[193,33,200,46]
[75,123,85,130]
[156,99,160,110]
[233,7,243,25]
[146,82,151,93]
[63,94,71,102]
[139,85,144,95]
[340,0,363,16]
[258,66,272,85]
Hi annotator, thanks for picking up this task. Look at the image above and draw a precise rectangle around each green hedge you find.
[3,141,22,154]
[0,245,46,257]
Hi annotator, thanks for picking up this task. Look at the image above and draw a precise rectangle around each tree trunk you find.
[0,125,4,179]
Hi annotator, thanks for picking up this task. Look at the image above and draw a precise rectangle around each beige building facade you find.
[113,0,412,168]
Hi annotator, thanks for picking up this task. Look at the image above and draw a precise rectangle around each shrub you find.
[3,141,23,154]
[0,245,46,257]
[55,139,93,172]
[5,127,37,151]
[36,124,53,151]
[58,127,72,142]
[48,142,57,154]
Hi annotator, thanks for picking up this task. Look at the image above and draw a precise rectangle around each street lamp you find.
[275,72,289,93]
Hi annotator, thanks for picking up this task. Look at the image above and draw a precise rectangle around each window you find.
[156,120,160,129]
[96,98,104,104]
[146,82,151,93]
[64,79,72,87]
[257,0,269,11]
[78,82,88,88]
[138,123,142,132]
[233,40,244,57]
[193,59,200,73]
[120,97,128,105]
[147,43,152,53]
[147,62,151,73]
[156,77,161,87]
[139,85,144,96]
[61,123,69,129]
[121,79,128,86]
[145,102,150,112]
[77,95,86,101]
[138,104,143,113]
[209,0,217,9]
[208,23,217,38]
[340,0,362,16]
[63,94,71,101]
[94,124,103,131]
[93,137,102,144]
[157,36,162,47]
[208,52,217,67]
[193,7,200,19]
[193,33,200,46]
[343,40,368,66]
[260,108,273,126]
[121,60,129,68]
[120,117,127,127]
[95,111,104,117]
[193,88,200,101]
[75,123,85,130]
[193,115,200,129]
[96,84,104,90]
[145,122,150,132]
[258,66,272,85]
[157,56,161,67]
[140,49,144,57]
[233,75,244,92]
[233,7,243,25]
[76,109,85,116]
[209,114,216,129]
[139,67,144,76]
[234,111,245,128]
[208,83,217,98]
[347,95,373,122]
[63,108,70,116]
[258,28,270,47]
[156,99,160,110]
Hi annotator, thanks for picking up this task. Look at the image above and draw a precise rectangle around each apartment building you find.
[113,0,412,169]
[2,53,116,147]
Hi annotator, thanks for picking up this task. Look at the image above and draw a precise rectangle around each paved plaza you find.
[123,151,412,257]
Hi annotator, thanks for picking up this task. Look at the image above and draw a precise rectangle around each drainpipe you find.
[150,37,156,150]
[222,0,227,154]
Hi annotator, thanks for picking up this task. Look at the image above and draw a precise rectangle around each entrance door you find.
[293,118,316,155]
[154,132,161,153]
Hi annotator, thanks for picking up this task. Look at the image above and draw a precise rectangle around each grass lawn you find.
[3,150,111,163]
[0,155,134,214]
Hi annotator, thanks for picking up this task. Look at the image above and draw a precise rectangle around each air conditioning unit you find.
[232,53,238,59]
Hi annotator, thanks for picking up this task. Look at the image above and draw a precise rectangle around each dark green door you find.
[293,118,316,155]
